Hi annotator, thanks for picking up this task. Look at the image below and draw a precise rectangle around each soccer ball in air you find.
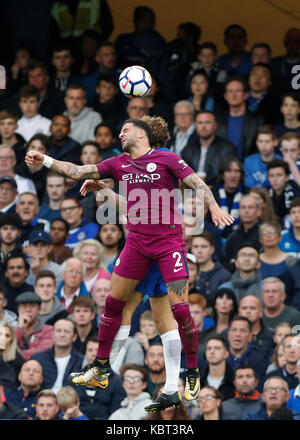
[119,65,152,98]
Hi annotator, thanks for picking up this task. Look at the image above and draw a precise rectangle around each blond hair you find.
[57,386,79,408]
[73,239,105,269]
[0,323,18,362]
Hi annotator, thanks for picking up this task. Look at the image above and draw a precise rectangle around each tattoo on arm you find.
[167,279,188,297]
[51,160,100,180]
[183,172,217,207]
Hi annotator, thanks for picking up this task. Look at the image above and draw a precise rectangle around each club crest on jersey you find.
[78,231,86,241]
[146,162,157,172]
[115,257,120,266]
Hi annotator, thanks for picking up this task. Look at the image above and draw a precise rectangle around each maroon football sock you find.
[96,294,127,359]
[171,302,198,369]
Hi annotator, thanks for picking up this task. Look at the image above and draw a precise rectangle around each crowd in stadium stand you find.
[1,1,300,421]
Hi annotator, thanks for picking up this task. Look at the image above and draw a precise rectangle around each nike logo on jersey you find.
[121,164,131,168]
[173,266,183,272]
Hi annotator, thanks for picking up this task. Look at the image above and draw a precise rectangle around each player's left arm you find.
[182,172,235,227]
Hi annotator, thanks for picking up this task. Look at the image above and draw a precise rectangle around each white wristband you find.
[42,155,54,168]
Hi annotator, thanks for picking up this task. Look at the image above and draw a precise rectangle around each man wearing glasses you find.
[109,363,152,420]
[244,376,300,419]
[169,100,195,156]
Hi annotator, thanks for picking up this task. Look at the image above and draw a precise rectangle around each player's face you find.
[119,123,139,152]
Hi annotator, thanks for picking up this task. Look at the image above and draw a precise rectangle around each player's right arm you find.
[25,151,100,180]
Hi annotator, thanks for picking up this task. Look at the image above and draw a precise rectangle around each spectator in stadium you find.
[198,288,238,353]
[56,386,89,420]
[31,318,83,393]
[0,145,37,196]
[27,61,66,119]
[267,159,300,219]
[16,192,49,250]
[48,218,73,265]
[190,232,231,305]
[271,28,300,89]
[218,24,252,77]
[0,323,25,388]
[0,287,18,327]
[264,334,300,390]
[0,109,26,165]
[94,123,120,160]
[71,296,97,355]
[287,359,300,412]
[200,335,235,401]
[249,187,278,224]
[26,230,63,286]
[74,336,126,420]
[80,141,102,166]
[48,115,81,165]
[215,77,264,160]
[4,359,43,417]
[244,376,300,420]
[219,243,263,302]
[222,366,261,420]
[244,125,281,188]
[279,197,300,259]
[97,224,125,272]
[262,277,300,331]
[92,75,126,128]
[195,386,226,420]
[247,63,281,125]
[60,197,99,250]
[56,257,90,313]
[15,134,50,203]
[0,213,22,274]
[15,291,54,360]
[227,316,268,388]
[223,194,262,269]
[81,41,120,106]
[49,43,76,95]
[0,176,18,215]
[258,221,296,280]
[266,339,286,375]
[63,84,102,144]
[188,293,214,335]
[181,111,237,186]
[33,389,61,420]
[91,277,110,328]
[73,239,111,293]
[143,75,174,128]
[2,251,32,314]
[109,364,152,420]
[280,132,300,185]
[16,85,51,142]
[0,378,28,419]
[38,172,67,222]
[34,270,70,326]
[168,100,195,156]
[187,42,228,98]
[238,295,275,363]
[144,343,166,397]
[251,42,272,65]
[187,70,215,112]
[273,92,300,139]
